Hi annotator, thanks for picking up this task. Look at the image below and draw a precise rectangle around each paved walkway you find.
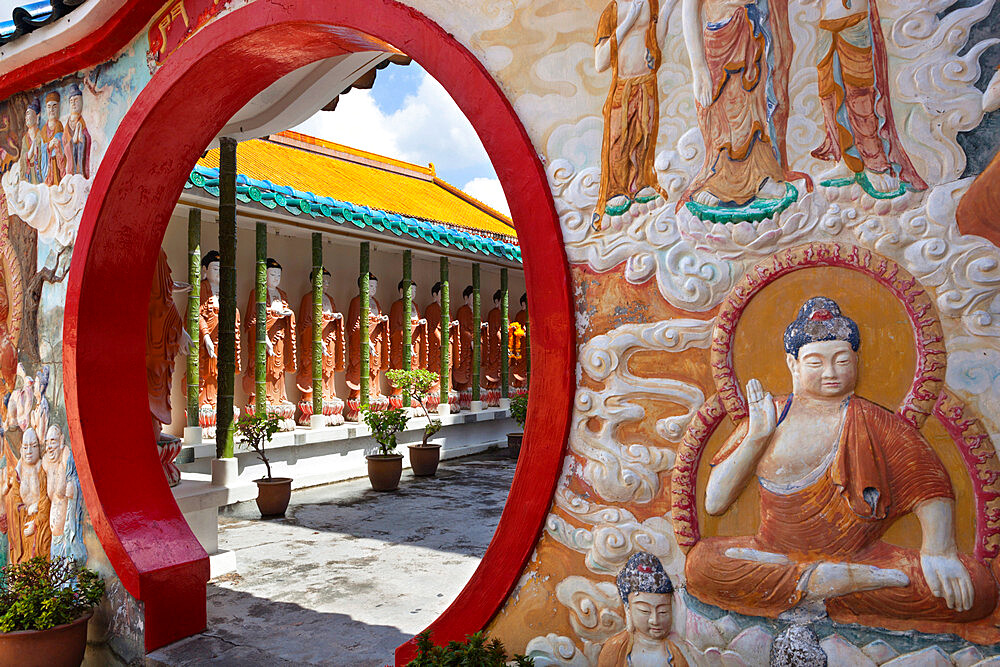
[147,451,516,666]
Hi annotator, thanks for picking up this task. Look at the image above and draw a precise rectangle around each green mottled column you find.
[254,222,267,417]
[217,137,238,458]
[360,242,371,409]
[186,208,201,427]
[501,268,509,399]
[440,257,450,407]
[312,233,323,416]
[403,250,413,369]
[472,263,481,402]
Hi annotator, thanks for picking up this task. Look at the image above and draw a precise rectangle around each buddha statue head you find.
[68,83,83,117]
[44,91,60,126]
[201,250,221,291]
[20,428,41,466]
[493,289,502,308]
[265,257,282,290]
[432,282,442,304]
[310,267,331,291]
[616,552,674,641]
[520,292,527,309]
[398,279,416,300]
[783,297,860,401]
[463,285,474,307]
[358,273,378,297]
[44,424,64,463]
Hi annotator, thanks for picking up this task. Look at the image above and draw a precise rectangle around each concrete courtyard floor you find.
[147,450,517,666]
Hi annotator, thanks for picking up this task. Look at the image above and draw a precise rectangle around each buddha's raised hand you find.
[745,379,777,442]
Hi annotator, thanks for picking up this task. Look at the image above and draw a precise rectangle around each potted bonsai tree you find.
[237,413,290,517]
[0,556,105,666]
[363,406,409,491]
[508,393,528,459]
[386,368,443,476]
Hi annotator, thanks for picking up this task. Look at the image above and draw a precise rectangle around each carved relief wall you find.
[6,0,1000,663]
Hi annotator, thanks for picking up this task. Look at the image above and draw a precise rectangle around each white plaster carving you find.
[525,633,601,666]
[2,164,88,247]
[554,576,624,643]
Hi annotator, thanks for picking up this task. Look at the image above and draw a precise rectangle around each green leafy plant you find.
[408,631,534,666]
[363,406,409,455]
[386,368,442,446]
[0,556,105,632]
[237,413,282,479]
[510,393,528,431]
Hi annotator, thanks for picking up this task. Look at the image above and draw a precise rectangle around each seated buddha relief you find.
[686,297,999,634]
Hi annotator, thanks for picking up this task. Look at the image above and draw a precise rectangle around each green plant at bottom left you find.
[0,556,105,632]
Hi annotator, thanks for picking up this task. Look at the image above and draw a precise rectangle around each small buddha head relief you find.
[783,297,860,399]
[617,552,674,640]
[68,84,83,115]
[265,258,282,288]
[21,428,41,465]
[44,91,60,123]
[25,97,40,128]
[44,424,64,461]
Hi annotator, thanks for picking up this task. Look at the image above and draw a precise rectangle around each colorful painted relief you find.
[483,0,1000,663]
[146,0,235,72]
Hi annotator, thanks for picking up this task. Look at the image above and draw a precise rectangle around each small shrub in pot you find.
[238,413,291,516]
[387,368,443,476]
[363,406,409,490]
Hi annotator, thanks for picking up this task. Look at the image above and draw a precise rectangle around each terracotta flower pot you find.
[367,454,404,491]
[408,443,442,477]
[0,612,91,667]
[507,433,523,459]
[254,477,293,517]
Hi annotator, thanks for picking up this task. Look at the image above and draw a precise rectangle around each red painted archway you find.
[62,0,574,658]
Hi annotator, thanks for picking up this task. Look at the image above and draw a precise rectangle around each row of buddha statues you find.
[147,249,529,450]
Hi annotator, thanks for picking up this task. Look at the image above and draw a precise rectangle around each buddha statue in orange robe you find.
[424,282,458,412]
[388,280,428,409]
[197,251,241,437]
[480,289,503,407]
[598,552,688,667]
[686,297,999,639]
[295,268,345,426]
[509,293,528,396]
[346,274,390,420]
[146,249,190,442]
[452,285,475,411]
[243,258,297,428]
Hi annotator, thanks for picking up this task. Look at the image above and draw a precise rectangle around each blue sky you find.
[293,62,510,216]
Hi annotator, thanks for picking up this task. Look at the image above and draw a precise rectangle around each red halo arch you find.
[62,1,574,658]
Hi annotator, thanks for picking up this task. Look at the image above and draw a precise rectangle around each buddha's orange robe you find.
[480,306,502,389]
[197,282,241,408]
[346,295,388,398]
[687,397,998,638]
[243,288,296,406]
[389,299,428,375]
[597,630,688,667]
[295,292,344,404]
[146,250,184,427]
[452,304,474,391]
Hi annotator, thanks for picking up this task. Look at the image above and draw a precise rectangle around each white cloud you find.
[462,177,510,217]
[293,71,491,173]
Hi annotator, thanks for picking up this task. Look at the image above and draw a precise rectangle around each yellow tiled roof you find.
[197,131,516,241]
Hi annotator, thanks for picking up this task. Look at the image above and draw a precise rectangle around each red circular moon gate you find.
[52,0,574,658]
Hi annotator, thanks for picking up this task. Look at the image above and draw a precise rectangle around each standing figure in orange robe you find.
[39,91,69,186]
[243,258,297,427]
[810,0,926,193]
[424,282,458,412]
[452,285,475,411]
[388,279,428,409]
[197,251,240,437]
[1,429,51,564]
[146,249,190,441]
[686,297,999,641]
[346,273,390,421]
[679,0,808,208]
[509,293,528,397]
[480,289,503,407]
[295,267,345,426]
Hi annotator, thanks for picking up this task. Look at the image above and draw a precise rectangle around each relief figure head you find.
[783,297,860,400]
[265,258,282,289]
[616,552,673,640]
[21,428,40,465]
[44,424,64,462]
